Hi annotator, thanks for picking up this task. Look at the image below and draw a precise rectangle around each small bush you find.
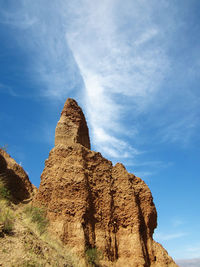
[25,206,49,235]
[0,208,14,234]
[85,247,103,266]
[0,181,10,200]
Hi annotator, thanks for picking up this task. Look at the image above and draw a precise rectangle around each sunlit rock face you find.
[55,98,90,149]
[34,98,178,267]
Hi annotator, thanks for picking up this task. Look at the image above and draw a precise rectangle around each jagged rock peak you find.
[55,98,91,149]
[35,98,178,267]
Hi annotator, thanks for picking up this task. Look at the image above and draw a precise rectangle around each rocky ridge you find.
[34,98,178,267]
[0,149,35,203]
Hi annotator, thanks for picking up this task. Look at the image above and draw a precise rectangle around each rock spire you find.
[55,98,90,149]
[34,98,178,267]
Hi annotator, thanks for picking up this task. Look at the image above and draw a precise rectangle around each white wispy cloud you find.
[0,83,18,97]
[64,0,171,160]
[134,171,154,179]
[0,1,82,101]
[0,9,37,29]
[2,0,199,167]
[154,231,187,241]
[63,0,200,162]
[134,28,158,46]
[187,246,200,255]
[171,218,184,228]
[175,245,200,261]
[159,113,198,145]
[93,126,141,159]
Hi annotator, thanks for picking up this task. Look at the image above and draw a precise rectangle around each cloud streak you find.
[0,1,83,101]
[63,0,200,163]
[0,83,18,97]
[1,0,199,167]
[64,0,172,160]
[154,231,187,241]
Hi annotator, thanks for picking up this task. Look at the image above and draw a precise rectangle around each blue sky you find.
[0,0,200,262]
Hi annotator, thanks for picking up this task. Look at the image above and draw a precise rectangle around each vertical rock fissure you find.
[77,118,91,150]
[105,176,119,262]
[82,171,97,250]
[135,193,151,267]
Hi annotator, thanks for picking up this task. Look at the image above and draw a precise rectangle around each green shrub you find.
[0,208,14,234]
[85,247,103,266]
[24,206,49,235]
[0,181,10,200]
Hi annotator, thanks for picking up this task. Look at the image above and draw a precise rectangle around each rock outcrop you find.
[0,149,35,202]
[55,98,90,149]
[34,98,178,267]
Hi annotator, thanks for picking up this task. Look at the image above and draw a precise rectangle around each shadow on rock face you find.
[0,152,33,203]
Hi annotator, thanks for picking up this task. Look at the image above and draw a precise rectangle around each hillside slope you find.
[0,200,84,267]
[0,149,84,267]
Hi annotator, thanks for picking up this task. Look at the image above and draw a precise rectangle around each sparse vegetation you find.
[85,247,103,267]
[12,259,44,267]
[0,202,83,267]
[0,148,84,267]
[2,248,8,253]
[0,180,10,200]
[0,205,14,234]
[0,182,14,235]
[24,206,49,235]
[16,260,44,267]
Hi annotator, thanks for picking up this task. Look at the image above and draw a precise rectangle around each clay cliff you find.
[0,149,35,203]
[34,98,178,267]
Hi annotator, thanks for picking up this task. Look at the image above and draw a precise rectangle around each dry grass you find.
[0,202,85,267]
[0,182,14,235]
[0,207,14,234]
[0,182,85,266]
[24,206,49,235]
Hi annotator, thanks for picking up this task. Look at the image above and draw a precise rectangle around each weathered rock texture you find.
[55,98,90,149]
[34,98,178,267]
[0,149,35,202]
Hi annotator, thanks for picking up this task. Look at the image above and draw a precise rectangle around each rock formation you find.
[0,149,35,202]
[55,98,90,149]
[34,98,178,267]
